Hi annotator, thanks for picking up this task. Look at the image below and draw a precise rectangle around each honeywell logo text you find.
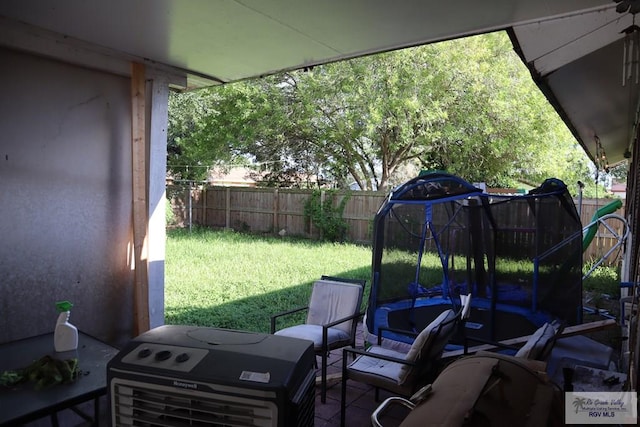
[173,380,198,390]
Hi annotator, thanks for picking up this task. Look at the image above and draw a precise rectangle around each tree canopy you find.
[168,31,605,195]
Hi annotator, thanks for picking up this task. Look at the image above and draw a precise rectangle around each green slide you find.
[582,199,623,252]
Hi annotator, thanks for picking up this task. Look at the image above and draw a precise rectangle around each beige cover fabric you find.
[398,353,561,427]
[399,357,499,427]
[306,279,363,334]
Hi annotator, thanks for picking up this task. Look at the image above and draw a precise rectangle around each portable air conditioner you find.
[107,325,315,426]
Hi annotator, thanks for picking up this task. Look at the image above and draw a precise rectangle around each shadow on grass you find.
[164,267,371,334]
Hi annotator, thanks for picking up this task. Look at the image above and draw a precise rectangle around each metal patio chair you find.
[340,294,471,426]
[270,276,366,403]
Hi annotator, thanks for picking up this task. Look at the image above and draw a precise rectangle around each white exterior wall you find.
[0,47,167,346]
[147,77,169,330]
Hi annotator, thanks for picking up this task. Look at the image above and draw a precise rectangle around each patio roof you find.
[510,4,639,166]
[0,1,624,164]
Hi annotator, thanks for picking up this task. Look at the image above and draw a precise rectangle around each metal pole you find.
[577,181,584,217]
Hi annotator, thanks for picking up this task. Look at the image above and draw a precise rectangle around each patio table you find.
[0,331,118,426]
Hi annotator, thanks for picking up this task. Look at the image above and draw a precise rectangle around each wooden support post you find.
[131,62,150,336]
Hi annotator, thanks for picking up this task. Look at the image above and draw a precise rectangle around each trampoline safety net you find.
[366,172,582,344]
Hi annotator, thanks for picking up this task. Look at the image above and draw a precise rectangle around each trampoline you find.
[366,172,583,346]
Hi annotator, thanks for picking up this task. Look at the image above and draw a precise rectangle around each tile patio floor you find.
[314,322,412,427]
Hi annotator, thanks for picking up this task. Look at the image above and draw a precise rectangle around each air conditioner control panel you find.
[120,343,209,373]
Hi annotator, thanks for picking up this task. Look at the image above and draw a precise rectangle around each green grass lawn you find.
[165,227,620,333]
[165,227,371,332]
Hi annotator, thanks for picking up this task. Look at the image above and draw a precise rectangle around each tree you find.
[167,90,218,181]
[168,31,596,191]
[167,83,272,181]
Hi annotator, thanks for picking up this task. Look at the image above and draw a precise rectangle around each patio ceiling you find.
[0,0,630,164]
[510,4,639,166]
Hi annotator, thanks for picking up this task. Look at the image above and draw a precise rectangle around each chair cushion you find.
[274,324,350,350]
[515,322,556,360]
[347,346,407,383]
[306,279,363,334]
[399,309,456,384]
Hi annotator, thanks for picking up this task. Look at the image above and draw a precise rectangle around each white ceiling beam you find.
[0,16,189,89]
[513,6,631,76]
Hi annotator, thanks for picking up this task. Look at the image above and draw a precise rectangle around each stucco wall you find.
[0,47,135,346]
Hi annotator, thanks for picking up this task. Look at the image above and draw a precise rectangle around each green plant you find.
[165,197,176,226]
[583,263,620,297]
[234,220,251,233]
[303,190,350,242]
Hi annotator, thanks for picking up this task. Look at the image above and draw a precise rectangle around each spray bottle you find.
[54,300,78,352]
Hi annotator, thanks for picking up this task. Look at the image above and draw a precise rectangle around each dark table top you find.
[0,331,119,426]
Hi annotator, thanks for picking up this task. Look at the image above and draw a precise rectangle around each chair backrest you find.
[398,308,458,385]
[514,321,561,360]
[306,279,364,334]
[459,294,472,321]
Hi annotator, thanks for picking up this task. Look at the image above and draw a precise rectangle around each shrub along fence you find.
[167,184,626,265]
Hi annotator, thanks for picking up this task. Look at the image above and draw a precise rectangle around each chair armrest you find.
[463,336,519,354]
[371,397,416,427]
[270,306,309,333]
[320,310,365,351]
[377,327,419,345]
[322,310,365,330]
[343,346,417,367]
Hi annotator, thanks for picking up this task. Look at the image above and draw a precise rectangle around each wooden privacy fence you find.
[167,184,626,265]
[167,184,384,244]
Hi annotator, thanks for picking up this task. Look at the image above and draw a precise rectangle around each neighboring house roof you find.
[209,167,258,187]
[611,182,627,198]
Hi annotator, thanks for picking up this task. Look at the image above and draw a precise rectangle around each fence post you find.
[273,188,279,233]
[320,190,325,240]
[202,186,208,226]
[225,187,231,229]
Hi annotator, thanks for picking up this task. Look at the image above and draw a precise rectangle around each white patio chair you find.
[270,276,366,403]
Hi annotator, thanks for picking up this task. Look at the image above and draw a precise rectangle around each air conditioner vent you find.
[292,373,315,427]
[113,381,277,427]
